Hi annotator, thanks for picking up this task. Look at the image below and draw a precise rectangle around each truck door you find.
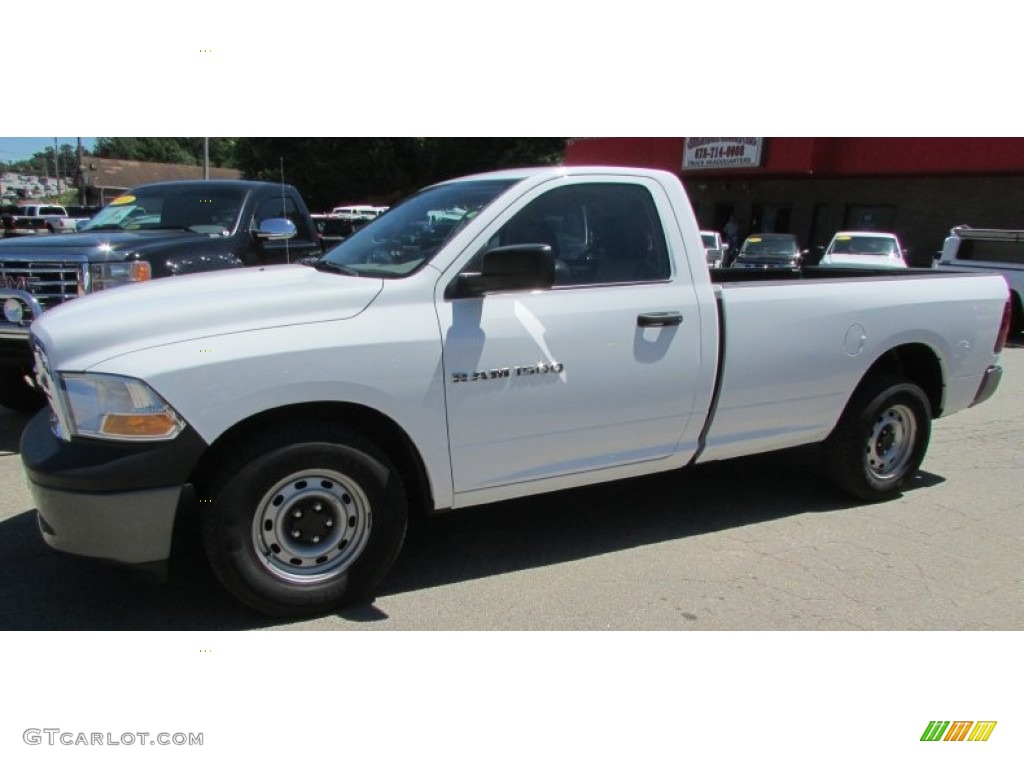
[438,178,707,495]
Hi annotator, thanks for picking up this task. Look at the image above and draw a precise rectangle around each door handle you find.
[637,312,683,327]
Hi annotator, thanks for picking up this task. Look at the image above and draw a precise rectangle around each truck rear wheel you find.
[201,427,408,617]
[824,376,931,502]
[0,370,47,413]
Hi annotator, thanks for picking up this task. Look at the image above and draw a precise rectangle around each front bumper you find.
[20,408,207,564]
[32,483,184,563]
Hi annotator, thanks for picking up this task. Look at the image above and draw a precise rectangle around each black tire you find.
[824,376,931,502]
[1010,292,1024,337]
[0,370,47,413]
[200,426,408,617]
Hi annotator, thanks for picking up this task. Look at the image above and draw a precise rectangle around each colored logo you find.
[921,721,997,742]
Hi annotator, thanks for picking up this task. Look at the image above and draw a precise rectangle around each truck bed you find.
[699,266,1007,464]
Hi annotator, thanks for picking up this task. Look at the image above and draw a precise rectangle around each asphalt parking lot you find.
[0,344,1021,631]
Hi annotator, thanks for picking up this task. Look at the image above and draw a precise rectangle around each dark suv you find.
[732,233,806,269]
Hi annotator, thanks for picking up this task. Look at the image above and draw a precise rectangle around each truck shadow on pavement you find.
[379,447,945,605]
[0,444,946,630]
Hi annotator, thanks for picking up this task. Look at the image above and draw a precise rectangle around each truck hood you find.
[32,264,384,370]
[0,229,223,261]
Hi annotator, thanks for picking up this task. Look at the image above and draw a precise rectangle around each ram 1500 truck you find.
[21,166,1010,617]
[0,179,320,411]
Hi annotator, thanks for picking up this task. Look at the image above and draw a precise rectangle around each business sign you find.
[683,138,764,169]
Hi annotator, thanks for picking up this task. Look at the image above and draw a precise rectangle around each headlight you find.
[56,373,184,441]
[89,260,152,291]
[3,297,26,324]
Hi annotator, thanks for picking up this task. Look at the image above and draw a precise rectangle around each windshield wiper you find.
[313,260,360,276]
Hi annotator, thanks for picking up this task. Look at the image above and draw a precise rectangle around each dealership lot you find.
[1,344,1021,631]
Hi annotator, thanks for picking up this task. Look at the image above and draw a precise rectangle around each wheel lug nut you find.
[291,530,301,539]
[314,502,323,511]
[325,519,333,527]
[293,510,303,519]
[312,535,321,543]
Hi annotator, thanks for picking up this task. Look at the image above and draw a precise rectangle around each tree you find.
[93,138,239,168]
[84,138,567,212]
[232,137,566,211]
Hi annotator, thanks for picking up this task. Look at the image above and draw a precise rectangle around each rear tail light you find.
[994,298,1012,354]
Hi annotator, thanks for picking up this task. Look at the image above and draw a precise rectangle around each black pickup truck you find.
[0,179,321,411]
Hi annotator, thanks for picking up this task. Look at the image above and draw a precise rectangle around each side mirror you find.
[452,244,555,298]
[254,218,297,241]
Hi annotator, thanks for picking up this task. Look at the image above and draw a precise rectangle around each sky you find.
[0,138,96,165]
[0,137,96,163]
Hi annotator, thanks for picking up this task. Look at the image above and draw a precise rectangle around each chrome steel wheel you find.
[251,469,371,584]
[825,376,932,502]
[866,403,918,481]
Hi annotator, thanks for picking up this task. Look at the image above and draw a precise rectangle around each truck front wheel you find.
[201,428,408,617]
[824,377,932,502]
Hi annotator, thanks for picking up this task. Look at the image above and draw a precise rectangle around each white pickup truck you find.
[1,203,76,236]
[936,225,1024,334]
[21,166,1010,617]
[700,230,726,268]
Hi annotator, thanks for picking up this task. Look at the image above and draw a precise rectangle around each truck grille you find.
[0,261,83,311]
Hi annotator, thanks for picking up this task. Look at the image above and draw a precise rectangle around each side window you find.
[254,196,312,241]
[476,182,670,287]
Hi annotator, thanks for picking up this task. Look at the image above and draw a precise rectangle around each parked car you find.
[820,231,907,269]
[937,225,1024,334]
[0,179,321,411]
[732,233,805,269]
[311,214,357,249]
[63,205,103,230]
[700,230,726,268]
[330,205,385,221]
[1,203,76,236]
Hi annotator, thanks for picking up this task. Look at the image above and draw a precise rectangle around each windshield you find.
[740,235,799,257]
[318,179,517,277]
[81,185,245,234]
[827,235,898,256]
